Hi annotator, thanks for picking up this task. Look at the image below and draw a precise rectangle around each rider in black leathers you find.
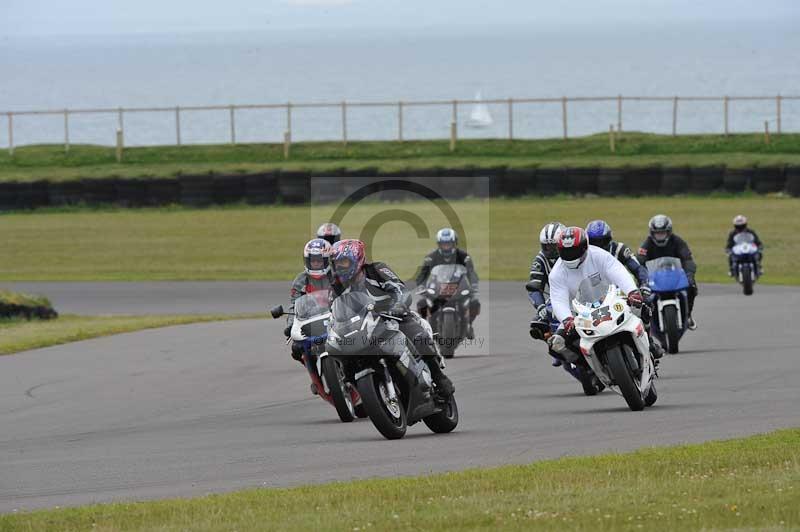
[637,214,698,330]
[329,239,455,396]
[414,228,480,338]
[726,214,763,275]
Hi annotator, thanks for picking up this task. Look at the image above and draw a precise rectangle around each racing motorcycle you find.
[646,257,689,354]
[730,232,760,296]
[571,278,657,411]
[270,290,366,422]
[419,264,473,358]
[324,289,458,440]
[527,290,604,396]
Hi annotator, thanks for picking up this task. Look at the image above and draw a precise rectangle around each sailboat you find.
[466,91,493,128]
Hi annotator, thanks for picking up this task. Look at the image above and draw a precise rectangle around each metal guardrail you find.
[3,95,799,154]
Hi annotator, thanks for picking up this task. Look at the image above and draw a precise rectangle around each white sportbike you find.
[572,278,658,411]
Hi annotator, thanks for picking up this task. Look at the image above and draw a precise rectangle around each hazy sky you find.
[2,0,798,37]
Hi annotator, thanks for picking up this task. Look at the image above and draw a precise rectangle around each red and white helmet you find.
[316,223,342,246]
[303,238,332,279]
[557,226,588,269]
[733,214,748,231]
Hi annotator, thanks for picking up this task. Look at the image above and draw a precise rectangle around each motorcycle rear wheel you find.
[663,305,681,354]
[742,264,754,296]
[606,345,645,411]
[423,394,459,433]
[357,372,407,440]
[321,357,355,423]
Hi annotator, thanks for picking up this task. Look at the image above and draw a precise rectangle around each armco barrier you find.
[0,166,796,211]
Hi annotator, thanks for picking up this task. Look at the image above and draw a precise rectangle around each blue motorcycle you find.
[646,257,689,354]
[527,292,603,396]
[730,232,760,296]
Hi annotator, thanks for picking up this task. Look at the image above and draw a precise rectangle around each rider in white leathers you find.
[549,226,662,360]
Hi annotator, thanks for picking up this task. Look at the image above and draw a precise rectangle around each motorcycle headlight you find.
[460,289,470,296]
[582,329,595,336]
[427,288,435,295]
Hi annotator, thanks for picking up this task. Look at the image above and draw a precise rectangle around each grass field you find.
[2,133,800,181]
[0,313,263,355]
[1,428,797,531]
[0,196,797,284]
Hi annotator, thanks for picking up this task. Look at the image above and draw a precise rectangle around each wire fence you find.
[3,94,799,153]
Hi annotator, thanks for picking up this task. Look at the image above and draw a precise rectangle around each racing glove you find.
[535,303,549,321]
[562,316,575,335]
[290,341,304,362]
[627,290,644,309]
[388,302,409,319]
[283,325,292,338]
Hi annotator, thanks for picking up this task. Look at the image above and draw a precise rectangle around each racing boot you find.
[649,337,664,359]
[424,356,455,397]
[687,315,698,331]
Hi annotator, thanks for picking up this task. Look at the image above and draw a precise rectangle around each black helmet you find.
[648,214,673,247]
[316,223,342,246]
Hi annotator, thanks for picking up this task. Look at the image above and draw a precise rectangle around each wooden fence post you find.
[609,124,616,153]
[64,109,70,153]
[561,96,568,139]
[672,97,678,136]
[284,130,291,159]
[175,106,181,146]
[286,103,292,138]
[449,122,457,152]
[508,98,514,140]
[398,101,403,141]
[777,95,782,136]
[341,101,348,147]
[764,121,770,145]
[229,105,236,145]
[117,108,124,144]
[617,94,623,133]
[724,96,729,137]
[7,112,13,156]
[116,128,124,162]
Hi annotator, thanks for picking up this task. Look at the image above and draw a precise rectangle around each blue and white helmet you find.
[436,228,458,256]
[585,220,613,251]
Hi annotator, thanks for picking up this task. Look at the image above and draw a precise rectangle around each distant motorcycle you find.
[325,289,458,440]
[270,290,366,422]
[730,232,760,296]
[419,264,473,358]
[527,295,604,396]
[572,278,658,411]
[646,257,690,354]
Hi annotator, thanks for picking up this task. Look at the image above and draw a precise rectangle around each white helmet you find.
[436,227,458,256]
[733,214,748,231]
[539,221,565,261]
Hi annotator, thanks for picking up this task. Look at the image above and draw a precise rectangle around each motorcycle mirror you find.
[270,305,284,319]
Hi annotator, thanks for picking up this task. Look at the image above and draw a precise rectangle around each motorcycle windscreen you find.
[646,257,689,291]
[575,276,610,307]
[327,291,374,354]
[733,232,755,245]
[293,290,330,321]
[427,264,469,297]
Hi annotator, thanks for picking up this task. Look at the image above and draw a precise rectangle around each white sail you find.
[466,91,493,128]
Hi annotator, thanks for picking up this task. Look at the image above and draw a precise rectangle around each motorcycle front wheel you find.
[321,357,356,422]
[357,372,407,440]
[606,345,645,411]
[423,394,459,434]
[662,305,681,354]
[741,264,754,296]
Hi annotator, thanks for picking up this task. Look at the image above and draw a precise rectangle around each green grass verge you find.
[0,289,53,309]
[2,429,797,531]
[0,313,263,356]
[1,196,798,284]
[2,133,800,181]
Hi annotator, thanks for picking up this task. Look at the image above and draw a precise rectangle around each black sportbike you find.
[323,290,458,440]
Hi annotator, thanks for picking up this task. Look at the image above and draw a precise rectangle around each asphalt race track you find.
[1,282,799,512]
